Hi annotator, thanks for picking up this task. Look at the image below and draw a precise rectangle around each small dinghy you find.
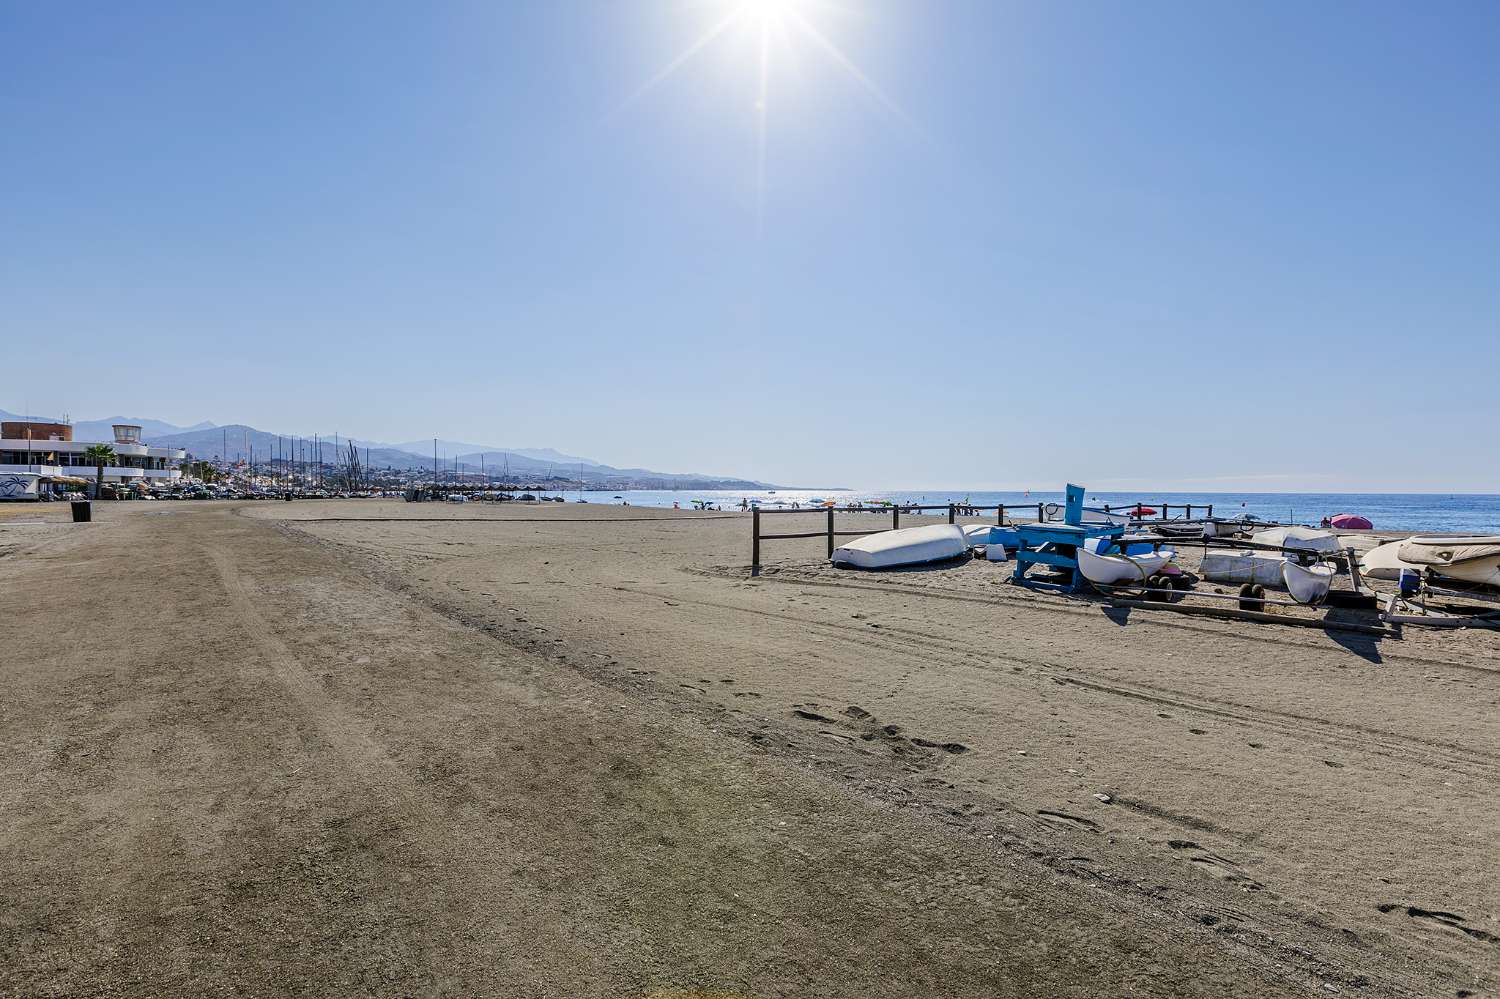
[1251,525,1342,556]
[1396,536,1500,587]
[1359,540,1421,580]
[1076,537,1174,586]
[831,524,969,570]
[1282,560,1335,605]
[1202,549,1287,586]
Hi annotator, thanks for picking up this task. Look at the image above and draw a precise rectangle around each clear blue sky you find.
[4,1,1497,490]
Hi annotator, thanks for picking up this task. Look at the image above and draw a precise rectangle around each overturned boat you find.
[1251,525,1342,556]
[1201,549,1287,586]
[1359,540,1421,580]
[831,524,969,570]
[1395,536,1500,587]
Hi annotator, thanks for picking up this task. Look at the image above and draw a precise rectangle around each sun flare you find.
[623,0,907,233]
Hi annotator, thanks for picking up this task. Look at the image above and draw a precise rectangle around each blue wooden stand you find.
[1012,483,1124,592]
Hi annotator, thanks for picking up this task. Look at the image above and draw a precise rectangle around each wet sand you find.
[2,499,1495,997]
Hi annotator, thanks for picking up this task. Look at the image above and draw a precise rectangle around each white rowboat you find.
[1396,536,1500,587]
[1076,545,1174,586]
[1282,561,1336,605]
[831,524,969,570]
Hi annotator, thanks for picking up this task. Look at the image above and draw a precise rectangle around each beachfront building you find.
[0,422,186,495]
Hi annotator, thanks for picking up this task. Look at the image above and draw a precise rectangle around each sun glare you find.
[623,0,907,234]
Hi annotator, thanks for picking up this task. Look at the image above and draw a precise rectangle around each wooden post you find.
[1161,503,1169,520]
[1207,504,1213,519]
[997,504,1005,526]
[752,508,761,576]
[1347,546,1364,591]
[948,503,955,524]
[893,506,900,530]
[1037,502,1044,523]
[826,506,835,558]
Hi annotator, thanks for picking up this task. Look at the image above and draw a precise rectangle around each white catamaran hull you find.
[1282,561,1335,605]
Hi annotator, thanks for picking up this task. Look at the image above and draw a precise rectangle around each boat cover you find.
[1397,536,1500,567]
[1251,525,1342,555]
[831,524,969,570]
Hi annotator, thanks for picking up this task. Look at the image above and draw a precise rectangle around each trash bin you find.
[71,500,92,523]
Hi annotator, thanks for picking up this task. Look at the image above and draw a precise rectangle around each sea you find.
[572,489,1500,534]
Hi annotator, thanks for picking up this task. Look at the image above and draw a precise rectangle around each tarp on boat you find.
[1397,536,1500,567]
[831,524,968,570]
[1251,525,1342,555]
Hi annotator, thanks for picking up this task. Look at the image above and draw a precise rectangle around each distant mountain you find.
[72,416,215,441]
[0,408,62,425]
[138,424,773,489]
[391,440,602,468]
[2,406,775,488]
[0,410,213,441]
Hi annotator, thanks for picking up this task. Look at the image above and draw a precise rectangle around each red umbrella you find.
[1329,514,1372,530]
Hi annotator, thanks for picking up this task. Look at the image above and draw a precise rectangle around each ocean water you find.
[572,489,1500,534]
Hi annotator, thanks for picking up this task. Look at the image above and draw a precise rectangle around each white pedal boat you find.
[1282,560,1336,605]
[831,524,969,570]
[1076,538,1174,586]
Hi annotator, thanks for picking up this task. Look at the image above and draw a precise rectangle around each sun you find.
[622,0,907,232]
[739,0,800,22]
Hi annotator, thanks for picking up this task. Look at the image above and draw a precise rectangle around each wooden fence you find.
[750,501,1217,575]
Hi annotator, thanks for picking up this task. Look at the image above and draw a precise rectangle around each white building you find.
[0,421,186,492]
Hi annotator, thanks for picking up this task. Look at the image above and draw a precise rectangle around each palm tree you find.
[82,444,115,499]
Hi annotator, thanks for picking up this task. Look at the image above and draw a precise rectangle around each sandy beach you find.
[2,499,1495,997]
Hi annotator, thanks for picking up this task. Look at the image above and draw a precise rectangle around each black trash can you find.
[71,500,92,523]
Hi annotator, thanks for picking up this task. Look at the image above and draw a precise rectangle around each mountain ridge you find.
[2,407,779,488]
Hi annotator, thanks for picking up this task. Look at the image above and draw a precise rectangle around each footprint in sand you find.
[1037,810,1100,832]
[1168,840,1264,892]
[1377,904,1500,945]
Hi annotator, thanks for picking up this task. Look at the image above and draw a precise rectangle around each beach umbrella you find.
[1330,514,1372,530]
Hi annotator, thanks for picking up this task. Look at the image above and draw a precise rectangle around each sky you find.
[3,0,1498,491]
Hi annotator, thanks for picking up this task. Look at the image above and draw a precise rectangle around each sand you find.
[1,498,1495,997]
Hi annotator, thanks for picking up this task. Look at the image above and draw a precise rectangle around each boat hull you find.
[1282,561,1335,605]
[1396,536,1500,588]
[831,524,969,570]
[1076,546,1172,586]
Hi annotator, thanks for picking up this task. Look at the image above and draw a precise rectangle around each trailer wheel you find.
[1238,583,1260,611]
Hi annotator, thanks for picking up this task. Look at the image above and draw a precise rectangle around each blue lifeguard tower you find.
[1012,483,1124,592]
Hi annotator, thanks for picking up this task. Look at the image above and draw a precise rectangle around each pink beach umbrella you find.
[1329,514,1372,530]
